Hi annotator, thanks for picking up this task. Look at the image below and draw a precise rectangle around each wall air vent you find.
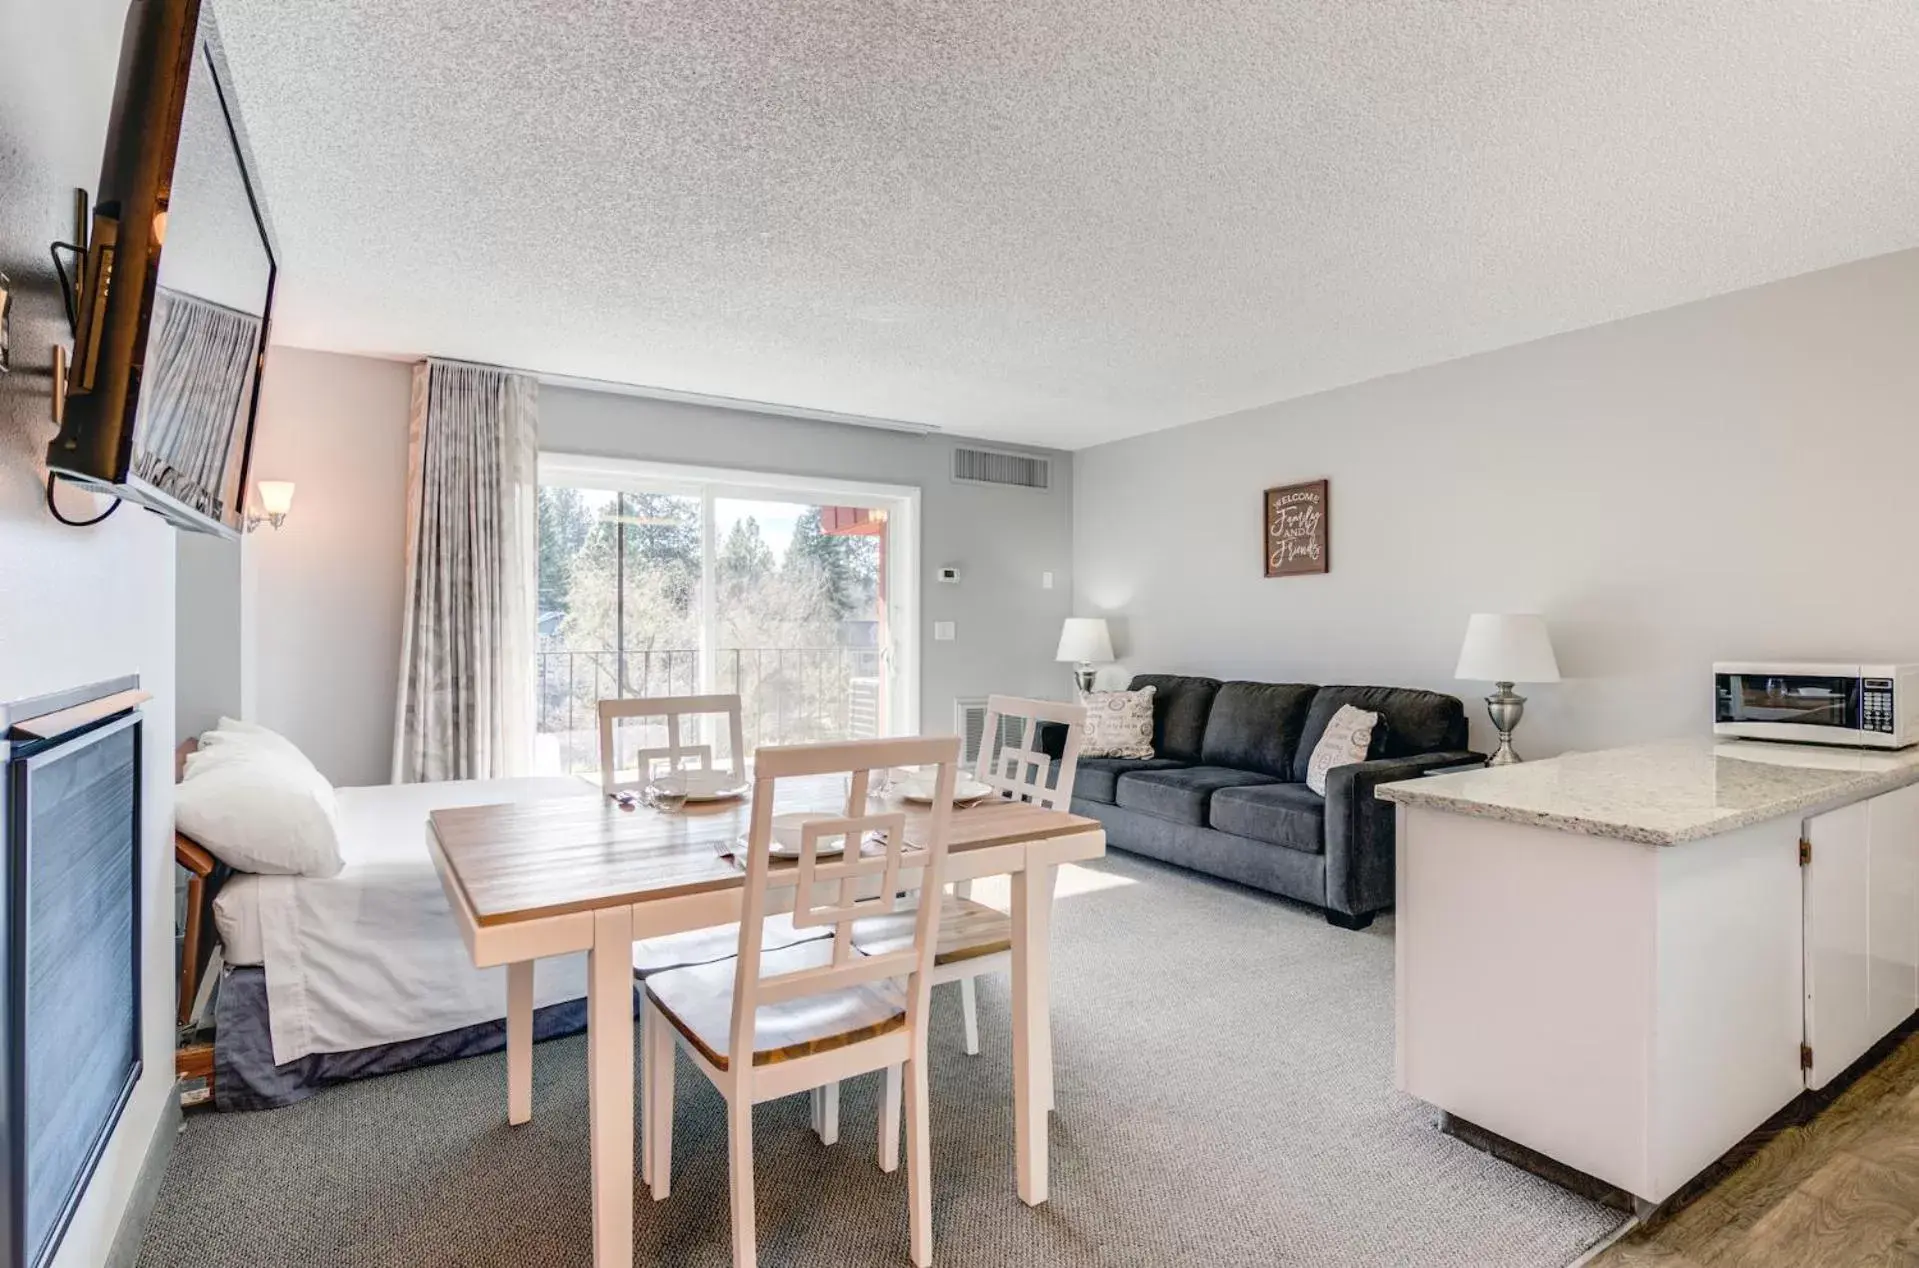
[954,697,1027,767]
[952,446,1050,491]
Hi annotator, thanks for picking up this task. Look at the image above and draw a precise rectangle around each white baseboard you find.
[101,1086,184,1268]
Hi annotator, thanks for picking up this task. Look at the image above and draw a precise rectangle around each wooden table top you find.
[430,777,1101,927]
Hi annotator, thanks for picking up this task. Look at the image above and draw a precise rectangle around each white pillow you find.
[197,717,316,772]
[1305,704,1381,796]
[175,750,345,877]
[1080,686,1157,759]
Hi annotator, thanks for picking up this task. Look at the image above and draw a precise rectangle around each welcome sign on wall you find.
[1264,478,1329,577]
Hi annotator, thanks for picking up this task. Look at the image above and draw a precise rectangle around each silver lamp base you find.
[1485,682,1528,766]
[1073,663,1098,696]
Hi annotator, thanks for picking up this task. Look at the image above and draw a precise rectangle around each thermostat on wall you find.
[937,566,960,584]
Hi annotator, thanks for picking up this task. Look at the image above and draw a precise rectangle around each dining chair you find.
[853,695,1084,1065]
[601,692,833,1174]
[641,734,961,1268]
[597,692,747,797]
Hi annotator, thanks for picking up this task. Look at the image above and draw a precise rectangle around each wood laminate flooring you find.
[1593,1028,1919,1267]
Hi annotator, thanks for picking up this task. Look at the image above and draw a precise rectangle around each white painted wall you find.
[1073,249,1919,758]
[0,1,182,1263]
[240,355,1075,782]
[245,348,414,786]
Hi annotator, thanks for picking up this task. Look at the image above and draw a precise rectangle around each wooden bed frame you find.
[174,737,224,1098]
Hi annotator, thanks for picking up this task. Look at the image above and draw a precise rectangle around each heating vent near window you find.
[954,697,1026,767]
[952,446,1050,491]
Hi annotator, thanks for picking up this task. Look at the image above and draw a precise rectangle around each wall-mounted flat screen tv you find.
[45,0,276,539]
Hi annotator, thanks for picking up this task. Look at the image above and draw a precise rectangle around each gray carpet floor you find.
[138,853,1624,1267]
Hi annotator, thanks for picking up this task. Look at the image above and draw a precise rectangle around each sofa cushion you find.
[1199,681,1320,778]
[1293,685,1470,782]
[1304,704,1381,795]
[1080,686,1157,758]
[1115,765,1281,827]
[1127,674,1222,763]
[1074,757,1190,805]
[1210,782,1327,854]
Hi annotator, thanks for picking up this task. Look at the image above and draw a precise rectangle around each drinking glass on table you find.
[645,776,688,812]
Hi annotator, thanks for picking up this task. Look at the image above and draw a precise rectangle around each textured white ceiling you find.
[213,1,1919,449]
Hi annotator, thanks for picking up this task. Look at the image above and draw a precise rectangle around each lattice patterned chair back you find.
[726,734,961,1069]
[975,694,1086,809]
[597,693,746,795]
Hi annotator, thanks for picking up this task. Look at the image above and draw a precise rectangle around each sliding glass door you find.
[533,458,916,776]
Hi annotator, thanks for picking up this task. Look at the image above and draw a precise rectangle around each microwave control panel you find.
[1863,679,1896,733]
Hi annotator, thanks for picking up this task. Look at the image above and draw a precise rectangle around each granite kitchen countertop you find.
[1375,737,1919,845]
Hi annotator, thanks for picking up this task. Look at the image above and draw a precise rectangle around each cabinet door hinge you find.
[1799,837,1812,866]
[1800,1043,1814,1071]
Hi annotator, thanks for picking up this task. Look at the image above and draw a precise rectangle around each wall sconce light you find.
[245,480,295,532]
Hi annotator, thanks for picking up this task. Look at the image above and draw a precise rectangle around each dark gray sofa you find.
[1066,674,1478,929]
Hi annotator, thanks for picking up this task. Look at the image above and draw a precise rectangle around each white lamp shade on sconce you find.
[254,481,296,517]
[1455,613,1561,684]
[1055,617,1115,664]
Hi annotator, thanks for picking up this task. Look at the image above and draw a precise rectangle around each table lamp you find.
[1455,613,1560,766]
[1055,617,1114,695]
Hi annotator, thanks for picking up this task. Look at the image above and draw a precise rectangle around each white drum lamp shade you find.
[1055,618,1115,665]
[1455,614,1560,684]
[1056,617,1114,694]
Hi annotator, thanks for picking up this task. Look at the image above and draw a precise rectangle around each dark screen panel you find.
[14,717,141,1268]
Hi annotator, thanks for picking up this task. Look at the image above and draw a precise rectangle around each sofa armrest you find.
[1321,750,1482,917]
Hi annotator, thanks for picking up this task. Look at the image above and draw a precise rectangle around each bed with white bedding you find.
[206,776,620,1109]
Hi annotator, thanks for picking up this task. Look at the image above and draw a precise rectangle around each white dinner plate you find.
[755,812,849,859]
[651,769,749,802]
[895,775,996,805]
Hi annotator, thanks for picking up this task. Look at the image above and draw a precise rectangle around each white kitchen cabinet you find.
[1867,782,1919,1036]
[1803,783,1919,1089]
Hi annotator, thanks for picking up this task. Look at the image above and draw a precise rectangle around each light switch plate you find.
[1042,571,1054,589]
[933,621,956,641]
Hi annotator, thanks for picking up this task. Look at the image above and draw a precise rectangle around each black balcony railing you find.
[535,647,884,774]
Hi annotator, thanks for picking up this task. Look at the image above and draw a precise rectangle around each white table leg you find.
[588,906,635,1268]
[1010,859,1057,1205]
[507,960,534,1125]
[878,1064,902,1172]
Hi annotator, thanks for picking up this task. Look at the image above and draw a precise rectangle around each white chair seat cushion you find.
[851,895,1012,967]
[647,940,907,1071]
[632,913,832,977]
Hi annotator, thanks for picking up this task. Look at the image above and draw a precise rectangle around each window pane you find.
[715,498,887,752]
[534,484,702,775]
[536,480,893,776]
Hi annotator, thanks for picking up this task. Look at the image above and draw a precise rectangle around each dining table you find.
[426,775,1107,1268]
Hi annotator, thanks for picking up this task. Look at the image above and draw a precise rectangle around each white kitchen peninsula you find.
[1379,738,1919,1210]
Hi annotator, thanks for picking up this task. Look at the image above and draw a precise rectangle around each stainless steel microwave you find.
[1713,662,1919,749]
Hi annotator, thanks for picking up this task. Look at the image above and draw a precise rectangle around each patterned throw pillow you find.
[1080,686,1157,759]
[1305,704,1380,795]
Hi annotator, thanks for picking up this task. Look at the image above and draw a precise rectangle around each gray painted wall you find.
[1073,248,1919,759]
[247,347,414,786]
[0,0,183,1262]
[175,532,246,740]
[239,354,1076,783]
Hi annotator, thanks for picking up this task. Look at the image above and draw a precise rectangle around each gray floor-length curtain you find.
[392,359,538,782]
